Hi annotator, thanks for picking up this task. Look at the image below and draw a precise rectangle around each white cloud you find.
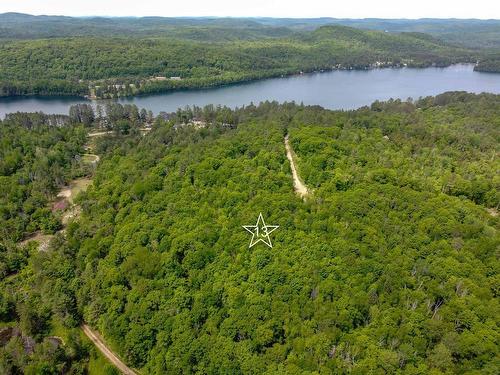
[0,0,498,19]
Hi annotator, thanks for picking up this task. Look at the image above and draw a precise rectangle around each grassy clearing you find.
[56,178,92,204]
[88,351,120,375]
[82,154,99,164]
[69,178,92,203]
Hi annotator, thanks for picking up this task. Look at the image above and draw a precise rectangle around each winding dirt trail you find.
[82,325,138,375]
[284,135,309,198]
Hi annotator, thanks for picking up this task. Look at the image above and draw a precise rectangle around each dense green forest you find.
[0,115,88,373]
[0,105,149,374]
[0,24,475,98]
[475,57,500,73]
[0,113,88,243]
[1,92,498,373]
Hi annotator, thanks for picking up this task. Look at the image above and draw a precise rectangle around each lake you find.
[1,64,500,118]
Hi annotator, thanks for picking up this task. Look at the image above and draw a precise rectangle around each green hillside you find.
[0,25,474,98]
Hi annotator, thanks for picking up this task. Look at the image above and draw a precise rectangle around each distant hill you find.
[0,13,297,41]
[1,13,500,48]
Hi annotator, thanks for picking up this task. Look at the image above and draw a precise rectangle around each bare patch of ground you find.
[20,178,92,251]
[19,232,54,252]
[62,206,82,226]
[88,131,114,137]
[57,178,92,204]
[487,208,498,217]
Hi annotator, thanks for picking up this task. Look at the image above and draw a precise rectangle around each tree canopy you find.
[0,92,498,374]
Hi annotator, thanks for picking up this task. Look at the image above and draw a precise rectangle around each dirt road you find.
[88,130,114,137]
[284,135,309,198]
[82,325,137,375]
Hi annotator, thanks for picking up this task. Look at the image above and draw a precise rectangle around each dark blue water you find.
[1,64,499,118]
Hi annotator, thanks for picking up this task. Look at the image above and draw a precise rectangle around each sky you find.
[1,0,499,19]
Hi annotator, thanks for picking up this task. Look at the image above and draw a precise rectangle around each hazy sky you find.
[1,0,499,19]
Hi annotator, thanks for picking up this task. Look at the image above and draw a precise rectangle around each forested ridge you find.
[2,12,500,93]
[2,13,500,50]
[0,25,475,99]
[0,92,498,373]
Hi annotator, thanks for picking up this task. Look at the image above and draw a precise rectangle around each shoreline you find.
[0,62,480,102]
[1,63,497,119]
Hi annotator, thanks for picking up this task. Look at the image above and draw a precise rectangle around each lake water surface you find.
[1,64,500,118]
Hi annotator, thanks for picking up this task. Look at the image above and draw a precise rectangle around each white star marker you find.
[243,213,279,248]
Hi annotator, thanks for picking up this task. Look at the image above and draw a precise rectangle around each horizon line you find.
[1,12,499,21]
